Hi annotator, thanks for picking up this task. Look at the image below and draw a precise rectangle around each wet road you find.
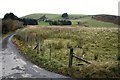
[0,34,68,79]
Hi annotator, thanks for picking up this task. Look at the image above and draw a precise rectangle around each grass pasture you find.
[13,26,119,78]
[38,21,49,26]
[22,13,61,20]
[71,16,118,27]
[22,13,118,27]
[22,13,86,20]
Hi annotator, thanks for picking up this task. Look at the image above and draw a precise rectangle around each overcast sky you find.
[0,0,119,18]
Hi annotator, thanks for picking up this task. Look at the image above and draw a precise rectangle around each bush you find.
[49,20,72,25]
[2,13,23,34]
[20,18,38,25]
[61,13,69,19]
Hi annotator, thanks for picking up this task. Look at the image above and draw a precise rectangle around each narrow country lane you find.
[0,34,69,79]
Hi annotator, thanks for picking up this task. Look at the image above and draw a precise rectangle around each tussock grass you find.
[13,26,119,78]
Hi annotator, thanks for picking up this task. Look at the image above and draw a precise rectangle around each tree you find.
[2,13,24,34]
[21,18,38,25]
[3,12,19,20]
[2,19,23,34]
[61,13,69,19]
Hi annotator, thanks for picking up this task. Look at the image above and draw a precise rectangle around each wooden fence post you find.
[25,32,28,42]
[69,48,73,68]
[37,37,40,54]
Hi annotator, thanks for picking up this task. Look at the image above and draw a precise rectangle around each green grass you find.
[71,16,118,27]
[22,13,61,20]
[13,26,119,78]
[38,21,49,26]
[22,13,118,27]
[22,13,86,20]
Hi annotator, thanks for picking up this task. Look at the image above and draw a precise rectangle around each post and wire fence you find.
[19,32,91,68]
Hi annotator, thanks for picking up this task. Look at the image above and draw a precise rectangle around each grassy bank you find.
[12,26,119,78]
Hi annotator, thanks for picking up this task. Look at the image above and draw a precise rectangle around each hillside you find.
[92,14,120,25]
[22,13,118,27]
[22,13,87,20]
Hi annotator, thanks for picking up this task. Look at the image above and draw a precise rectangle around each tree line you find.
[2,12,73,34]
[48,20,72,25]
[42,13,72,25]
[2,13,38,34]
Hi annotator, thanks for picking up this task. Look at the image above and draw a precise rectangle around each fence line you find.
[19,33,91,68]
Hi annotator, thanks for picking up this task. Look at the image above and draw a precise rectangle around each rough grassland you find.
[13,26,119,78]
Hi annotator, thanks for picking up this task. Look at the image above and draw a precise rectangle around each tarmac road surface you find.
[0,34,69,79]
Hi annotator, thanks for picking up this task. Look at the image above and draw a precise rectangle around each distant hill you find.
[92,14,120,25]
[22,13,118,27]
[22,13,60,20]
[22,13,87,20]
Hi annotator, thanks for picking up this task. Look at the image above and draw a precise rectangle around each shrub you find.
[49,20,72,25]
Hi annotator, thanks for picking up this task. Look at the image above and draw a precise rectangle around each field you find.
[38,21,49,26]
[22,13,86,20]
[13,26,119,78]
[22,13,118,27]
[71,17,118,27]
